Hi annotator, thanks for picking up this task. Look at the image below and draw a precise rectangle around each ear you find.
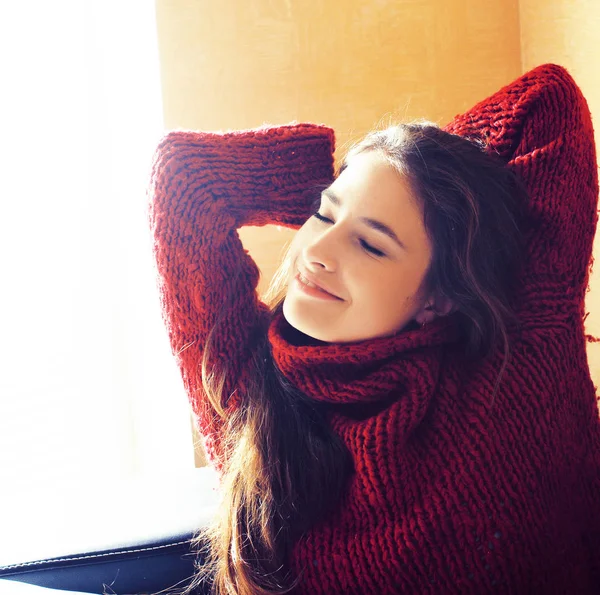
[414,295,454,325]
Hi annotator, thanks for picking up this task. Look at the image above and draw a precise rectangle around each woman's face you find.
[283,150,437,344]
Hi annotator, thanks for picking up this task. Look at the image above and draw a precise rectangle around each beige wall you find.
[155,1,600,463]
[156,0,522,294]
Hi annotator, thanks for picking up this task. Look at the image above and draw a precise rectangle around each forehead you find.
[331,151,419,211]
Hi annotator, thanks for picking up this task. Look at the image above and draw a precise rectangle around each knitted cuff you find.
[151,123,336,228]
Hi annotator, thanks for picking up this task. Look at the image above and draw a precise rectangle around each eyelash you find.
[312,212,386,257]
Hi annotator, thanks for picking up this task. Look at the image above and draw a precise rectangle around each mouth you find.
[295,270,344,301]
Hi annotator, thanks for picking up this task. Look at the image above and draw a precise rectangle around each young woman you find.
[149,63,600,594]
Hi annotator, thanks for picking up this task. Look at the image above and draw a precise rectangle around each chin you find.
[282,298,332,343]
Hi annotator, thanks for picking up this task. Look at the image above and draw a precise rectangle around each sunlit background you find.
[0,1,194,498]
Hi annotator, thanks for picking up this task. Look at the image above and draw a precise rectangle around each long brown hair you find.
[175,121,527,595]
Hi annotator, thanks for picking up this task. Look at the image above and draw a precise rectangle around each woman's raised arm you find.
[445,63,599,306]
[148,124,334,467]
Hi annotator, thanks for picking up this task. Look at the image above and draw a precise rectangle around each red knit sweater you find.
[149,64,600,594]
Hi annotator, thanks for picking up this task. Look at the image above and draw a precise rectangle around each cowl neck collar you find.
[267,309,463,406]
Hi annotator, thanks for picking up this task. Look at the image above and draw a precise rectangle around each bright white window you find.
[0,1,194,492]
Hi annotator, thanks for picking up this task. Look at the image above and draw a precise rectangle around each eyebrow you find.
[322,189,407,250]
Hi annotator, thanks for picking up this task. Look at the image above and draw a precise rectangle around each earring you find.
[420,305,434,329]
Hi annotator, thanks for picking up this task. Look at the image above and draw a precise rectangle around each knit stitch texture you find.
[148,64,600,594]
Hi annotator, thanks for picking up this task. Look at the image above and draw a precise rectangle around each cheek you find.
[359,266,423,313]
[287,229,305,269]
[288,221,316,265]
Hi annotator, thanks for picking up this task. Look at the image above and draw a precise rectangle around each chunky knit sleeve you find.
[148,124,335,467]
[444,63,599,306]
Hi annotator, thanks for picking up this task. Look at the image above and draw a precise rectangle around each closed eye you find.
[312,212,386,257]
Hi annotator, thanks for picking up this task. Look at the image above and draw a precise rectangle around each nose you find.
[302,226,339,272]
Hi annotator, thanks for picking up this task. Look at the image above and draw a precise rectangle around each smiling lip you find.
[295,270,343,301]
